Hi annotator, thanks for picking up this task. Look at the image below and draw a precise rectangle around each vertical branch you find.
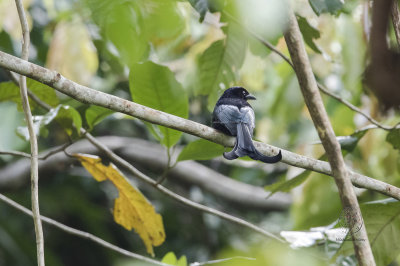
[283,9,375,266]
[14,1,45,265]
[391,0,400,47]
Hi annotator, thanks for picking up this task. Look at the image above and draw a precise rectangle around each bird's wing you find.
[214,105,255,136]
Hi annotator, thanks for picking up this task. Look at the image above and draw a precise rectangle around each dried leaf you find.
[74,153,165,256]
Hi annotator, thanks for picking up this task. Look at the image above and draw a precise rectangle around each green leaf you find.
[85,105,114,130]
[143,1,185,40]
[387,129,400,150]
[161,252,187,266]
[297,15,321,54]
[339,128,368,153]
[129,61,188,147]
[177,139,225,161]
[0,79,59,110]
[17,105,82,140]
[105,3,149,66]
[187,0,209,22]
[335,200,400,266]
[264,170,312,199]
[291,171,341,230]
[308,0,344,16]
[197,24,247,110]
[161,252,177,264]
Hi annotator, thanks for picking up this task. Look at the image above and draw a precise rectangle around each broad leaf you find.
[308,0,344,16]
[335,200,400,266]
[74,153,165,256]
[0,79,59,110]
[129,61,188,147]
[297,15,321,54]
[197,24,247,110]
[177,139,225,161]
[105,3,149,66]
[17,105,81,140]
[387,128,400,150]
[85,105,114,130]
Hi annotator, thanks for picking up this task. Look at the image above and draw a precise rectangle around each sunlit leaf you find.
[129,61,188,147]
[85,105,114,130]
[104,3,149,66]
[297,15,321,54]
[308,0,344,16]
[17,105,81,140]
[74,153,165,256]
[177,139,225,161]
[161,252,187,266]
[335,200,400,266]
[143,1,185,40]
[197,24,247,110]
[46,19,98,86]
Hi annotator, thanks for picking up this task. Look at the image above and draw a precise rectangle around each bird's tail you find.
[223,122,282,164]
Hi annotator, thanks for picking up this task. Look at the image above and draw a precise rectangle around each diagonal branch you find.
[14,1,45,265]
[223,11,396,131]
[0,193,170,266]
[0,137,291,211]
[0,50,399,201]
[82,133,285,242]
[284,9,375,266]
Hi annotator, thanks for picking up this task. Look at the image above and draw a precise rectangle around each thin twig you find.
[391,0,400,47]
[14,1,45,265]
[0,51,399,200]
[223,10,396,131]
[190,256,256,266]
[0,193,170,266]
[0,143,73,160]
[10,67,285,242]
[284,9,375,265]
[82,131,285,242]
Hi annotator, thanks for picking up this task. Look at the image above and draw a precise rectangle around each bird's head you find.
[221,87,256,101]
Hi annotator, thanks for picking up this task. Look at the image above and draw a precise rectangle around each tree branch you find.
[0,50,399,200]
[14,1,45,265]
[284,9,375,266]
[392,0,400,47]
[0,193,170,266]
[0,137,291,210]
[223,11,396,131]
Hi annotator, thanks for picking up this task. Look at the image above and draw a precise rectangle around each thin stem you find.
[284,9,375,265]
[0,193,170,266]
[14,1,45,265]
[83,131,285,243]
[223,10,396,131]
[0,51,399,200]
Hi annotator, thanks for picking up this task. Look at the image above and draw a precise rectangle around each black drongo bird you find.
[212,86,282,163]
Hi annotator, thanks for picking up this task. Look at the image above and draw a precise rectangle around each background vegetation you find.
[0,0,399,265]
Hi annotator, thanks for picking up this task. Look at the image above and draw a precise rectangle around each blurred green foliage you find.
[0,0,399,265]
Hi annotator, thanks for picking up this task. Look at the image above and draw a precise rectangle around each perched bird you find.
[212,87,282,163]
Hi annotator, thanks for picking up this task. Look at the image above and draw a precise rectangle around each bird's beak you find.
[246,94,256,100]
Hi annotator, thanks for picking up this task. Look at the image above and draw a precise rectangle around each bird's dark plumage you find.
[212,87,282,163]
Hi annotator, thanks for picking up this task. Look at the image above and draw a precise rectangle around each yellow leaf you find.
[73,153,165,256]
